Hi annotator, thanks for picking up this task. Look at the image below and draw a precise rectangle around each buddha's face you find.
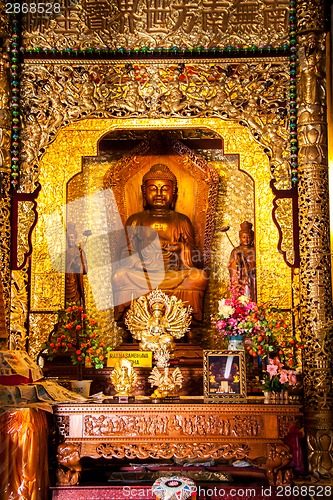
[144,179,174,209]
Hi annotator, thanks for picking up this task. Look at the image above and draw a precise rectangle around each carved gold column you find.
[0,1,11,343]
[297,0,333,480]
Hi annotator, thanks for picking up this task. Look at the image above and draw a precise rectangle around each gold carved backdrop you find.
[28,118,292,357]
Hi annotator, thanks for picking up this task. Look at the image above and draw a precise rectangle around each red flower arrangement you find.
[42,304,112,372]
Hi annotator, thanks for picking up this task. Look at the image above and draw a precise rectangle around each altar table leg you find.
[266,442,294,485]
[56,442,82,486]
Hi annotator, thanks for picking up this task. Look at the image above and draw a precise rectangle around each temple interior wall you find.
[0,0,332,483]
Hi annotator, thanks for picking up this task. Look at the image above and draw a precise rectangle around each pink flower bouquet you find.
[212,285,257,339]
[263,357,298,392]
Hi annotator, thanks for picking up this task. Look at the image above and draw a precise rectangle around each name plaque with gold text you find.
[107,351,152,368]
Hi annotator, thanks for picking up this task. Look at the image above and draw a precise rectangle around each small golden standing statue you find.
[110,358,137,398]
[65,222,88,307]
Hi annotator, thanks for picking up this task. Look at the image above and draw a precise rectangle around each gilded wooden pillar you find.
[297,0,333,480]
[0,1,11,342]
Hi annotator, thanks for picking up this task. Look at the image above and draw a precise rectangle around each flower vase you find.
[227,334,244,350]
[271,392,278,404]
[282,389,289,404]
[264,391,272,404]
[271,391,286,404]
[263,385,290,404]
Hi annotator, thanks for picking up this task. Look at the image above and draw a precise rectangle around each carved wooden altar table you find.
[53,400,302,487]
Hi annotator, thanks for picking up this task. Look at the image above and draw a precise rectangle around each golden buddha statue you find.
[112,164,208,322]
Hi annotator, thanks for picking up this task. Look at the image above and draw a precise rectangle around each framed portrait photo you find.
[203,350,247,403]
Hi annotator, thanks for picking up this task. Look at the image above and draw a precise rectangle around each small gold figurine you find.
[110,358,137,397]
[153,345,171,368]
[148,365,183,399]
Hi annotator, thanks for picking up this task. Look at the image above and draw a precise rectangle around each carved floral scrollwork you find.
[0,1,10,38]
[0,50,11,335]
[20,59,291,191]
[0,171,10,338]
[94,442,251,461]
[296,0,326,34]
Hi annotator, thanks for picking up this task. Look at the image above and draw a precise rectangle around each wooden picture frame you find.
[203,350,247,403]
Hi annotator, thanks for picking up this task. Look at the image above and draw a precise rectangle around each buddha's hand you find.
[161,242,193,269]
[162,242,182,252]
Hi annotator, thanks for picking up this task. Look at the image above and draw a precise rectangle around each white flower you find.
[218,301,235,318]
[237,295,250,304]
